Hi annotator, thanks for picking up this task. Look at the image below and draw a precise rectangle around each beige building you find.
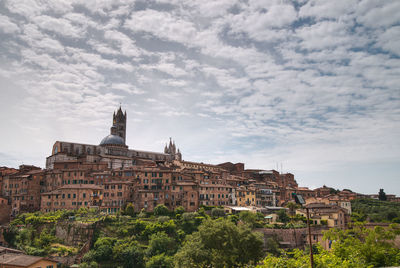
[297,203,349,229]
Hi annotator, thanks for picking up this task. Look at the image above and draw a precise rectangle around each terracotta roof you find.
[0,246,23,254]
[42,184,103,194]
[0,253,54,266]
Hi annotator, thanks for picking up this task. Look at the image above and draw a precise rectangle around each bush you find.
[211,208,225,218]
[154,205,170,217]
[146,253,173,268]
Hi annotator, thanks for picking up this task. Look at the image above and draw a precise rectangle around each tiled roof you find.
[0,253,51,266]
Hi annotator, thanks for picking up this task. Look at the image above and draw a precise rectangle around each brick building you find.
[40,185,102,212]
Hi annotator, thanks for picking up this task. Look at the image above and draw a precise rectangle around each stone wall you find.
[256,228,307,249]
[0,202,11,224]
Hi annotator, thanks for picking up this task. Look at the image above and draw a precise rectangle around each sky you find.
[0,0,399,195]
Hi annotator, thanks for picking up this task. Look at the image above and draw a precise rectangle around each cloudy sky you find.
[0,0,399,195]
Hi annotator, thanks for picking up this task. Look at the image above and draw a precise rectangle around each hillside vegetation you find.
[351,198,400,223]
[4,203,400,268]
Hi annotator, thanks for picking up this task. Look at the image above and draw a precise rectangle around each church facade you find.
[46,107,182,170]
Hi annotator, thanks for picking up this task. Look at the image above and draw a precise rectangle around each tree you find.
[379,189,387,201]
[211,208,225,218]
[277,209,289,223]
[286,202,299,217]
[239,211,258,228]
[113,240,145,268]
[174,218,264,268]
[154,204,170,216]
[259,224,400,268]
[146,232,176,257]
[91,237,116,262]
[123,203,135,217]
[146,253,174,268]
[174,206,185,217]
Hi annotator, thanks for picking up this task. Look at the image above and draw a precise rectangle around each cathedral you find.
[46,107,182,169]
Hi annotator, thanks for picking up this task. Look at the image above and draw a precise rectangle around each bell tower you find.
[110,106,127,143]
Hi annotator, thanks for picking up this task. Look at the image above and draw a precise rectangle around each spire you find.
[164,144,168,154]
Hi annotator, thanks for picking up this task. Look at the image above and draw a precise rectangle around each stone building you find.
[46,107,182,170]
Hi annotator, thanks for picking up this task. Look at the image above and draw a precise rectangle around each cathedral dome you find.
[100,134,125,146]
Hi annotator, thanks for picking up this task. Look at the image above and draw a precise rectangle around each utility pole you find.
[306,207,314,268]
[293,193,314,268]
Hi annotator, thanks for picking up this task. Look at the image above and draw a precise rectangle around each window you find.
[73,194,76,199]
[83,193,86,198]
[68,194,71,199]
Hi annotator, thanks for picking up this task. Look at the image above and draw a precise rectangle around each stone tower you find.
[110,106,127,143]
[164,138,182,161]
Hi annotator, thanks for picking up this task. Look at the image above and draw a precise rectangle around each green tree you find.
[239,210,258,228]
[113,240,145,268]
[147,232,176,257]
[154,204,170,216]
[123,203,135,217]
[379,189,387,201]
[174,206,185,218]
[91,237,116,262]
[277,209,289,223]
[174,218,264,268]
[211,208,225,218]
[146,253,174,268]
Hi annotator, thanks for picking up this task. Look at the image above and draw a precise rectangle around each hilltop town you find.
[1,107,399,225]
[0,107,399,267]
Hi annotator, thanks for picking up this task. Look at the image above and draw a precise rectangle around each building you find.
[0,107,332,219]
[0,253,57,268]
[46,107,182,170]
[40,185,103,212]
[296,203,349,229]
[305,195,352,214]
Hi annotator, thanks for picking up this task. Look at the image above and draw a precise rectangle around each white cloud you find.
[0,15,20,34]
[124,9,197,45]
[0,0,399,194]
[112,83,145,94]
[33,15,85,38]
[376,26,400,56]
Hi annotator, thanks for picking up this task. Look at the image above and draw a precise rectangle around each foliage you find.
[351,198,400,223]
[174,218,264,268]
[258,223,400,268]
[265,235,281,256]
[113,239,145,268]
[154,204,170,216]
[277,209,290,223]
[211,208,225,218]
[379,189,387,201]
[179,212,203,234]
[146,232,176,257]
[146,253,174,268]
[286,202,300,216]
[174,206,185,218]
[123,203,135,217]
[239,211,260,228]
